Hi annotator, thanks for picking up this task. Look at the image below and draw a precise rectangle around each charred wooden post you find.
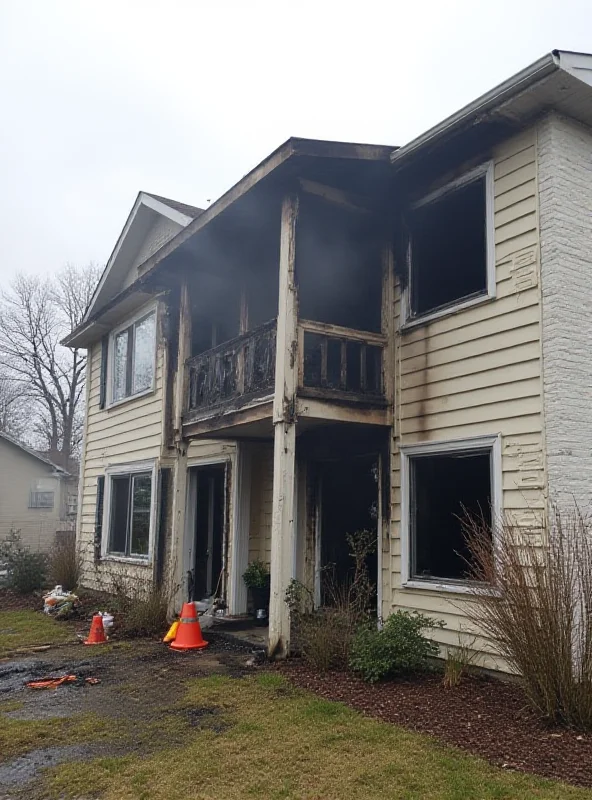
[269,192,299,658]
[170,279,191,609]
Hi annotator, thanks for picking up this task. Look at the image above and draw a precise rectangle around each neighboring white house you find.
[0,432,77,552]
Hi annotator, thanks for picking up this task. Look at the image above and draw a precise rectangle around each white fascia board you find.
[140,193,194,227]
[390,52,559,167]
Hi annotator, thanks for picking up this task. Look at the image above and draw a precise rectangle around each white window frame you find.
[401,161,496,330]
[108,303,157,408]
[101,460,158,564]
[399,434,502,594]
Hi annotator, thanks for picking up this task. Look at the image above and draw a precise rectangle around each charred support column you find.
[170,280,191,610]
[268,193,299,658]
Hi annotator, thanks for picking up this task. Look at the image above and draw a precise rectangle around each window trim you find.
[401,161,496,330]
[101,460,157,564]
[399,434,502,594]
[107,303,157,408]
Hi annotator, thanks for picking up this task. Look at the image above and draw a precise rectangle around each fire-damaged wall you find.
[388,127,547,670]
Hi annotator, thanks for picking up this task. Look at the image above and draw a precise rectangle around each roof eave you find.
[390,52,559,168]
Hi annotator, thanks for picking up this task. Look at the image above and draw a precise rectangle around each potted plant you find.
[243,560,270,624]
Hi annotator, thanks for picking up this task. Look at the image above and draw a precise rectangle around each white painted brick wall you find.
[539,113,592,508]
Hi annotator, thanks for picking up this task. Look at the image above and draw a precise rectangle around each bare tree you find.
[0,372,28,439]
[0,264,100,468]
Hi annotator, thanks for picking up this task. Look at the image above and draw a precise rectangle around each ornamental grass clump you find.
[462,505,592,730]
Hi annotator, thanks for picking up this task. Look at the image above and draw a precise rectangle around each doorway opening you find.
[315,454,379,609]
[189,464,226,602]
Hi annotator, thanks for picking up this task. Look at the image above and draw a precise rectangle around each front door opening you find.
[191,465,225,602]
[317,454,379,609]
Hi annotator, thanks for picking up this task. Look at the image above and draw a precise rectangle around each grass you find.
[42,673,592,800]
[0,708,109,761]
[0,610,76,655]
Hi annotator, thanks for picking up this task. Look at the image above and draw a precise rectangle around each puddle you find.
[0,744,98,786]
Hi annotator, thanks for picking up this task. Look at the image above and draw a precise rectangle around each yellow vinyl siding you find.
[248,443,274,565]
[389,127,544,670]
[78,301,164,588]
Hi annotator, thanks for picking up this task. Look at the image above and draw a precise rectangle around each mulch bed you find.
[279,661,592,789]
[0,589,41,612]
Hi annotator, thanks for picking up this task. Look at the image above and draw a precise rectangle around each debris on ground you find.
[25,673,101,689]
[43,586,80,619]
[26,674,77,689]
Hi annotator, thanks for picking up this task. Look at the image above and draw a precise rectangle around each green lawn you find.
[42,673,592,800]
[0,610,76,655]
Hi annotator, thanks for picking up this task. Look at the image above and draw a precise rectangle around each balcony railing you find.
[298,319,386,401]
[186,319,277,417]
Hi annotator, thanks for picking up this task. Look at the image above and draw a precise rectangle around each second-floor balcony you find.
[184,318,388,432]
[186,319,277,419]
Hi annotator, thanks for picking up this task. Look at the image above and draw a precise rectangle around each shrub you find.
[349,611,442,683]
[0,530,47,594]
[101,569,175,638]
[286,530,376,671]
[49,534,81,591]
[463,505,592,729]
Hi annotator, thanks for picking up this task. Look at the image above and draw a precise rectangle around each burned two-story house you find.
[64,50,592,668]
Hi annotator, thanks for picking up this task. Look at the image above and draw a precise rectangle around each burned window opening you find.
[409,173,489,318]
[410,449,492,583]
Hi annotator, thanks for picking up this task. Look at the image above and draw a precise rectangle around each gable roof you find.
[81,191,203,326]
[0,431,69,476]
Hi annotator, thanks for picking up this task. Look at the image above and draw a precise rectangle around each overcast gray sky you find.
[1,0,590,282]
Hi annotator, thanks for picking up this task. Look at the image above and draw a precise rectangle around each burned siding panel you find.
[388,128,545,670]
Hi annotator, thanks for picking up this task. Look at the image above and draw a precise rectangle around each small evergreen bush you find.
[0,530,48,594]
[349,611,442,683]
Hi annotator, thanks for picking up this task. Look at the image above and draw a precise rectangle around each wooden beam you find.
[269,192,299,658]
[299,319,387,346]
[298,178,371,214]
[296,396,390,427]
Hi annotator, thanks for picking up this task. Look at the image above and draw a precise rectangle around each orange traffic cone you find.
[169,602,208,651]
[84,614,107,645]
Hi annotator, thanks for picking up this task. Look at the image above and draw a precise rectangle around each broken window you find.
[408,164,492,319]
[108,471,152,558]
[111,310,156,402]
[408,445,493,583]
